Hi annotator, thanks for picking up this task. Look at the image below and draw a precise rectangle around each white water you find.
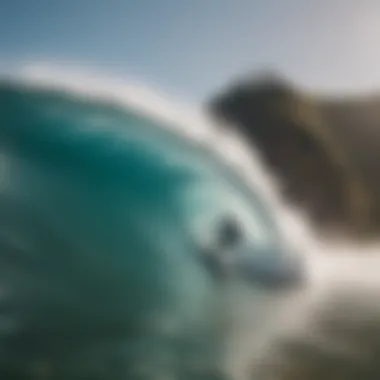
[5,61,380,378]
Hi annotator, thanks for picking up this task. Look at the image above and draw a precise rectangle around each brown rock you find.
[209,72,377,240]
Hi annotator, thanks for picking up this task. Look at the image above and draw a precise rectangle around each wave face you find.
[0,73,305,379]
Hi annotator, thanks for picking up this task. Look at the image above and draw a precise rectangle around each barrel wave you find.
[0,78,304,379]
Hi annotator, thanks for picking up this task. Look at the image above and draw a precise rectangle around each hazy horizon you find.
[2,1,380,102]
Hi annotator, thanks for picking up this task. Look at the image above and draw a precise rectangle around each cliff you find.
[208,73,380,241]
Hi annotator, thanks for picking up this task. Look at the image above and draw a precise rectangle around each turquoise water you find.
[0,80,302,379]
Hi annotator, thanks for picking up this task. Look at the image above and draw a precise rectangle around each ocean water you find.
[0,64,380,380]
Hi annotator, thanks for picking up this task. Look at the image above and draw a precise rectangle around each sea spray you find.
[2,63,380,380]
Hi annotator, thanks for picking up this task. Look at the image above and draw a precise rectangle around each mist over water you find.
[4,62,380,379]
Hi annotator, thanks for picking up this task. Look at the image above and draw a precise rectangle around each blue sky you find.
[1,0,380,101]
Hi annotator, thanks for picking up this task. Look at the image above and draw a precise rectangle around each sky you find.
[1,0,380,102]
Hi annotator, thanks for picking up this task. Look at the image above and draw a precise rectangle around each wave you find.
[2,61,380,379]
[4,62,380,284]
[2,62,315,246]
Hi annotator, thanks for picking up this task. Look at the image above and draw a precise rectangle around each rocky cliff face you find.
[208,73,380,241]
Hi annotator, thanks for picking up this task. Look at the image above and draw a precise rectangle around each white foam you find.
[4,61,380,380]
[2,62,315,252]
